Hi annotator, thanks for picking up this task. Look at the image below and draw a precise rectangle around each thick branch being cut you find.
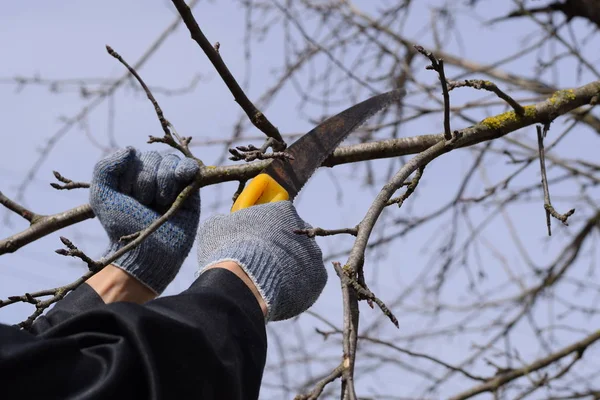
[1,81,598,256]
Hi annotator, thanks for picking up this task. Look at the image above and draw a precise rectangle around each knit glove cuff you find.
[105,240,181,295]
[196,202,327,321]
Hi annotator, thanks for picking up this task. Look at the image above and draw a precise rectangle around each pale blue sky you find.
[1,1,599,398]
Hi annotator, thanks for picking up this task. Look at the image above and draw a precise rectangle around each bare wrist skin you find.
[86,262,268,318]
[86,265,157,304]
[205,261,268,318]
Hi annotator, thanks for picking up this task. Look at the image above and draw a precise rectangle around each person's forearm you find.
[204,261,268,317]
[86,265,156,304]
[34,261,267,335]
[87,262,267,317]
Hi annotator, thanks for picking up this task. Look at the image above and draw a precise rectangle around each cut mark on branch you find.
[536,125,575,236]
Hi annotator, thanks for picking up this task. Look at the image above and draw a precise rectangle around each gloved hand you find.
[90,147,200,295]
[196,201,327,321]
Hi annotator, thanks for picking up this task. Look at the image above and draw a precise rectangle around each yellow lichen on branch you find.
[481,105,537,129]
[548,89,576,105]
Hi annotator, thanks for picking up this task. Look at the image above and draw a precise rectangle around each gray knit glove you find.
[90,147,200,294]
[196,201,327,321]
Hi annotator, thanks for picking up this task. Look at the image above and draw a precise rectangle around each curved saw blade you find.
[264,88,405,199]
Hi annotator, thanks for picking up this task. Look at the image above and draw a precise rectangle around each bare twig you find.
[100,181,200,269]
[50,171,90,190]
[448,79,525,115]
[536,125,575,235]
[8,180,198,327]
[415,45,452,140]
[295,226,358,238]
[294,363,345,400]
[359,335,486,382]
[346,136,456,281]
[1,270,95,330]
[386,165,425,207]
[0,191,40,223]
[232,179,247,204]
[0,74,203,98]
[271,0,379,94]
[171,0,286,150]
[449,330,600,400]
[10,0,201,209]
[336,263,399,328]
[55,236,101,271]
[105,45,196,160]
[228,144,294,162]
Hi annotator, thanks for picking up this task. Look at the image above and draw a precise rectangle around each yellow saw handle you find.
[231,173,289,212]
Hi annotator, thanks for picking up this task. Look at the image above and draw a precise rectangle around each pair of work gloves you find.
[89,147,327,322]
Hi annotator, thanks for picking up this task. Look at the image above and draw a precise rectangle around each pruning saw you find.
[231,88,405,212]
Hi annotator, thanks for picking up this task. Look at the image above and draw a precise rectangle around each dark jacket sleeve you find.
[0,268,267,400]
[31,283,106,334]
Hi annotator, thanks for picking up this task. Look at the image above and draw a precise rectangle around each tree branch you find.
[171,0,286,150]
[448,79,525,115]
[386,165,425,207]
[10,0,201,208]
[415,45,453,140]
[294,363,345,400]
[0,204,94,255]
[1,81,597,256]
[1,270,95,330]
[295,226,358,238]
[106,45,197,160]
[334,262,360,400]
[0,191,40,223]
[536,125,575,236]
[449,329,600,400]
[50,171,90,191]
